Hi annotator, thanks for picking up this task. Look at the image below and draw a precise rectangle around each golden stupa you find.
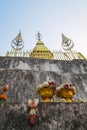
[29,32,53,59]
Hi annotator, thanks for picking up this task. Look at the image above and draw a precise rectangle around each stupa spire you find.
[36,31,42,41]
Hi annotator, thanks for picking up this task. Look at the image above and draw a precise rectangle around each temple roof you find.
[33,40,51,51]
[53,50,87,60]
[5,32,87,60]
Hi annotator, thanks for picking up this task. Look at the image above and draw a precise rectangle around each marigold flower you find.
[3,85,9,92]
[0,94,7,100]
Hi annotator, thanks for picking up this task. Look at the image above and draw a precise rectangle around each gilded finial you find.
[36,31,42,41]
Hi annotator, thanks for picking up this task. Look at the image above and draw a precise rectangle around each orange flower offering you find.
[3,84,9,92]
[0,94,7,100]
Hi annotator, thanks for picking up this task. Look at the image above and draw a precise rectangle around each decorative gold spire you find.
[15,30,24,43]
[11,31,24,50]
[29,32,53,59]
[61,33,75,59]
[62,33,71,43]
[5,31,24,57]
[61,33,74,50]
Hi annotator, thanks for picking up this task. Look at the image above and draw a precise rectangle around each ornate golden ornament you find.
[56,83,76,102]
[36,81,56,102]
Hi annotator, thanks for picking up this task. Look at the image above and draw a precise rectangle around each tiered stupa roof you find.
[29,32,53,59]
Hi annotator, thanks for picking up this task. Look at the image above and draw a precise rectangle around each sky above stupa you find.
[0,0,87,57]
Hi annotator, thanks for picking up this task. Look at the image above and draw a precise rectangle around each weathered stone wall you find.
[0,69,87,101]
[0,57,87,101]
[0,57,87,73]
[0,57,87,130]
[0,102,87,130]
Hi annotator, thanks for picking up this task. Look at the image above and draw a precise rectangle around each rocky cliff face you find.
[0,57,87,101]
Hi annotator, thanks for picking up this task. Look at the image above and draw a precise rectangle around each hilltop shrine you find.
[5,31,87,60]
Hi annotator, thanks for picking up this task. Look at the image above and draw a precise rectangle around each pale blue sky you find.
[0,0,87,56]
